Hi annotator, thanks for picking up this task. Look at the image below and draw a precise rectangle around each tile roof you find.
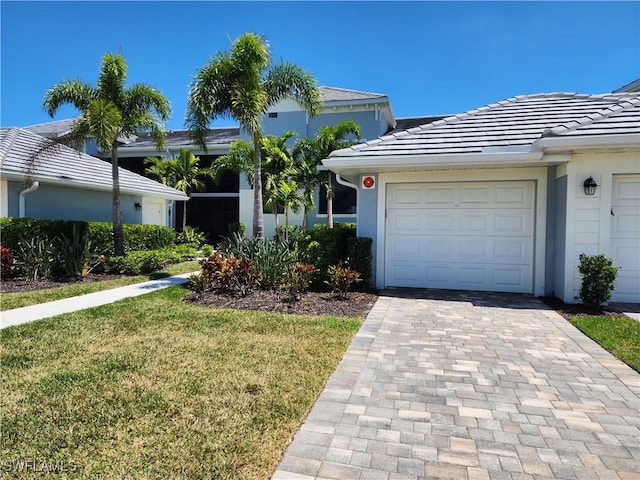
[319,86,388,103]
[0,127,188,200]
[118,128,240,151]
[389,116,449,134]
[330,93,640,158]
[23,118,76,138]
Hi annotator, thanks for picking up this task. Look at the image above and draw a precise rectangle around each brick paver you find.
[272,290,640,480]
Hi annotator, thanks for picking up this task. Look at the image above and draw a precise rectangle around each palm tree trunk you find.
[182,200,187,230]
[253,133,264,238]
[111,142,125,256]
[326,172,334,229]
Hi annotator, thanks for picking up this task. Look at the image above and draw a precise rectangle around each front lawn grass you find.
[0,285,361,479]
[569,314,640,372]
[0,260,200,311]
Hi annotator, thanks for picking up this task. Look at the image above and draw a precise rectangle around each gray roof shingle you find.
[0,127,188,200]
[118,128,240,151]
[330,92,640,158]
[319,86,388,103]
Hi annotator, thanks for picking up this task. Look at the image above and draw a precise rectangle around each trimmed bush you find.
[578,254,620,310]
[347,236,373,290]
[102,248,181,275]
[1,218,175,257]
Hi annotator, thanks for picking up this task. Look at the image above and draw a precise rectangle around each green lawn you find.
[569,314,640,373]
[0,285,361,479]
[0,260,200,311]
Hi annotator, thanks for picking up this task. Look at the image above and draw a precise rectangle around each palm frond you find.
[42,80,95,117]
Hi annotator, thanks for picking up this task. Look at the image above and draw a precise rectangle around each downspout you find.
[335,174,359,192]
[19,181,39,218]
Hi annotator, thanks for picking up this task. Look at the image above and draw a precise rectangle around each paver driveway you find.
[272,290,640,480]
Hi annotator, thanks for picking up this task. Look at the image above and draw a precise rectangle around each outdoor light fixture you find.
[583,176,598,196]
[134,202,142,211]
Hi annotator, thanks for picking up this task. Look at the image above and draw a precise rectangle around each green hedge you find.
[348,236,373,290]
[0,218,175,255]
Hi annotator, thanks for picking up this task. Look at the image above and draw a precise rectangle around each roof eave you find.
[534,133,640,152]
[1,171,189,201]
[323,151,546,176]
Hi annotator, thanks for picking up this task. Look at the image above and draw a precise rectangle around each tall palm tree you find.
[43,52,170,255]
[145,149,211,230]
[293,120,362,228]
[186,32,321,238]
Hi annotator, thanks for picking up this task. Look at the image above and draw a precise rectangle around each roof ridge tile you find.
[0,127,21,165]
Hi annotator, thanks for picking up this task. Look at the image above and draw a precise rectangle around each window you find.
[268,112,278,118]
[319,177,357,214]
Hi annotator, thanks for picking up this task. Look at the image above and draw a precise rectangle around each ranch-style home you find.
[323,92,640,304]
[0,127,188,226]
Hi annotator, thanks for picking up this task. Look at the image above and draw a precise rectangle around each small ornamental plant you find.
[324,261,362,299]
[284,262,318,298]
[578,254,620,311]
[200,251,259,296]
[1,246,14,277]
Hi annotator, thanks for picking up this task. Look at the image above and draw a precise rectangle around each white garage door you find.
[386,181,535,293]
[610,175,640,303]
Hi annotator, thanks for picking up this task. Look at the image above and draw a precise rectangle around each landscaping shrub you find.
[227,222,247,237]
[578,253,620,310]
[218,233,300,290]
[1,218,175,257]
[1,246,15,277]
[199,251,259,295]
[0,218,88,252]
[324,261,361,299]
[347,236,373,290]
[56,224,104,277]
[176,226,207,247]
[284,262,318,297]
[102,248,183,275]
[15,236,57,280]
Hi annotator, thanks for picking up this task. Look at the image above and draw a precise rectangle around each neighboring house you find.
[0,127,188,225]
[112,87,423,239]
[323,92,640,304]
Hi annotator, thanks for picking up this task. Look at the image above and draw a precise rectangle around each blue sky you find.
[2,1,639,130]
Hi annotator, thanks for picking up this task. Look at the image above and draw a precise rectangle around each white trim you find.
[0,180,7,217]
[534,133,640,152]
[324,152,544,176]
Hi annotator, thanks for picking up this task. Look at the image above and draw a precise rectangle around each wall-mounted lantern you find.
[583,176,598,196]
[134,202,142,211]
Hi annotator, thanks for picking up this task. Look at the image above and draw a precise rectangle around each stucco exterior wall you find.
[6,181,143,224]
[559,151,640,303]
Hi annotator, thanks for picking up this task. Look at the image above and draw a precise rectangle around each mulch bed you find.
[539,295,629,321]
[184,289,379,318]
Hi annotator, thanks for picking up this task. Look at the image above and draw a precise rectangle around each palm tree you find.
[43,52,170,255]
[145,149,211,230]
[262,131,297,230]
[293,120,362,228]
[186,32,321,238]
[213,132,298,233]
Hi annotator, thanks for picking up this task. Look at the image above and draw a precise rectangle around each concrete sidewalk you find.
[1,273,194,330]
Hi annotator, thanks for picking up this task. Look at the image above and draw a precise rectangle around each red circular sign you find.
[362,176,375,188]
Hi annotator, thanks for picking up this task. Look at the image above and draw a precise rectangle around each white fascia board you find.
[323,151,544,175]
[533,133,640,152]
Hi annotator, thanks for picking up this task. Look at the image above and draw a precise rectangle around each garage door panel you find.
[610,175,640,302]
[386,181,534,293]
